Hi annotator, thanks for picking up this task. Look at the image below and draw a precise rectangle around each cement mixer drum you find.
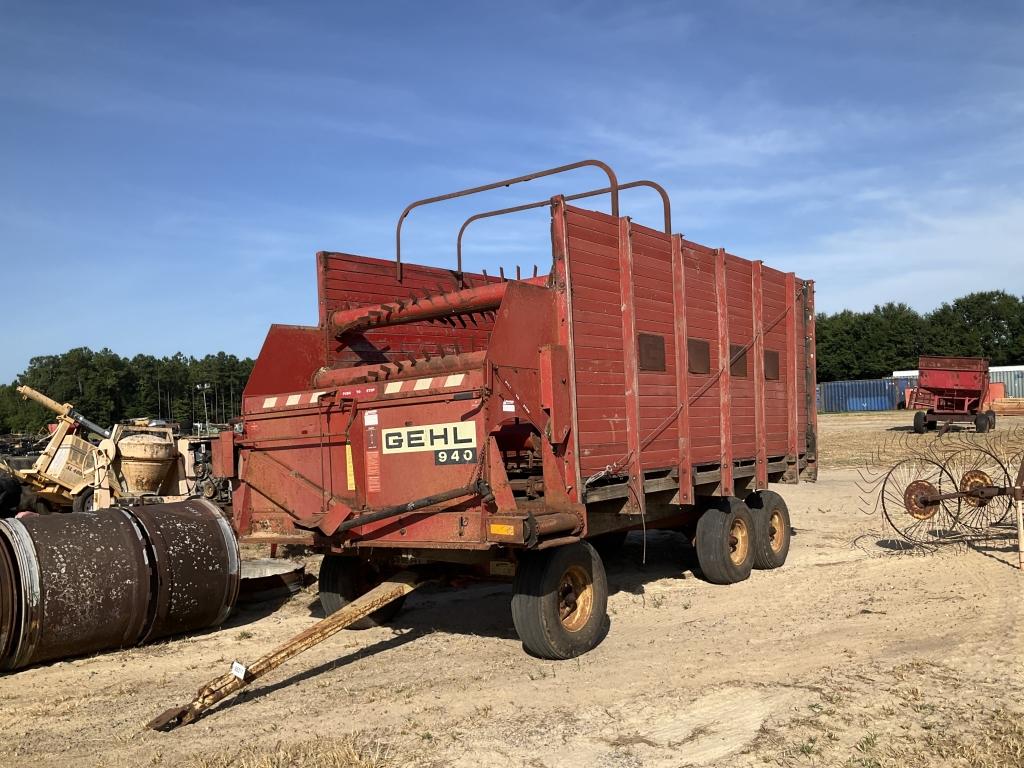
[117,432,177,494]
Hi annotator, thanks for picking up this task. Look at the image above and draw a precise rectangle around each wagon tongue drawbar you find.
[148,571,421,731]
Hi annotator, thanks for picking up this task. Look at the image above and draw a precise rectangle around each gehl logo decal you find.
[381,421,478,465]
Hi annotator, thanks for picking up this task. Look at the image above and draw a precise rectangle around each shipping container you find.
[816,378,903,413]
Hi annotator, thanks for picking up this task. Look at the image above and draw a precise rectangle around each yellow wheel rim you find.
[558,564,594,633]
[769,509,785,553]
[728,517,750,565]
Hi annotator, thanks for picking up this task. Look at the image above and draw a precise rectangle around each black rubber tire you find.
[974,414,989,434]
[695,497,754,585]
[745,490,791,570]
[589,530,628,562]
[72,486,95,514]
[913,411,926,434]
[318,555,405,629]
[986,410,996,430]
[511,540,608,660]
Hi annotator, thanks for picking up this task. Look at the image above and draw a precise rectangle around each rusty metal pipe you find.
[456,180,672,273]
[0,500,239,671]
[533,512,580,538]
[129,500,240,643]
[337,482,482,533]
[0,511,151,670]
[395,159,619,281]
[312,350,487,389]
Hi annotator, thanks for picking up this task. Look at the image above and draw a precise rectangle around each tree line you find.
[0,347,254,434]
[816,290,1024,382]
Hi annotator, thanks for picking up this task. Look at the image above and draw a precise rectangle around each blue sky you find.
[2,1,1022,381]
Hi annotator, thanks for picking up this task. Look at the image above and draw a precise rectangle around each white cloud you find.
[770,196,1024,312]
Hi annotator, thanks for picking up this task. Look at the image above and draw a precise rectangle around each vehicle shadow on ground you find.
[292,530,703,644]
[192,534,712,709]
[886,424,978,433]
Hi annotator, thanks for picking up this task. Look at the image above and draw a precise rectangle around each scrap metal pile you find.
[0,385,228,517]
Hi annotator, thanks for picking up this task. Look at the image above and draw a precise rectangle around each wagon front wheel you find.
[511,540,608,659]
[974,414,989,434]
[318,555,406,628]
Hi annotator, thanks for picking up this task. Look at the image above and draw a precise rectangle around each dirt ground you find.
[2,412,1023,768]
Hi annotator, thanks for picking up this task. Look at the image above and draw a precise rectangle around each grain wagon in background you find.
[212,160,817,659]
[909,356,996,433]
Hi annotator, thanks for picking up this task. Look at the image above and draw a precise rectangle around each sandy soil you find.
[2,412,1023,768]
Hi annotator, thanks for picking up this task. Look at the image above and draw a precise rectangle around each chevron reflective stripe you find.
[255,373,470,410]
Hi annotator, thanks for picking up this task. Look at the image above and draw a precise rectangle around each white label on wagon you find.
[502,400,516,412]
[381,421,477,454]
[364,409,379,426]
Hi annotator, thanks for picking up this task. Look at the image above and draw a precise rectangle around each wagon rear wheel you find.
[695,497,754,584]
[974,414,989,434]
[745,490,791,569]
[511,540,608,659]
[913,411,926,434]
[986,409,996,430]
[318,555,406,628]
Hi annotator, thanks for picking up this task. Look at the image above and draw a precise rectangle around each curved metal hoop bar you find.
[394,159,619,281]
[455,180,672,276]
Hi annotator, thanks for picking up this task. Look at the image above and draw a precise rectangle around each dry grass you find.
[184,734,403,768]
[753,659,1024,768]
[818,412,1024,469]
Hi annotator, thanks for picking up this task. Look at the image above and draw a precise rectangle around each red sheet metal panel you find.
[918,356,989,395]
[726,253,756,465]
[318,252,500,368]
[630,224,680,474]
[681,240,721,465]
[564,206,629,476]
[243,325,325,399]
[564,206,814,494]
[761,265,791,459]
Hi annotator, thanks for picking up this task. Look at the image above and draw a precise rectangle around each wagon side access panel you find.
[559,203,815,509]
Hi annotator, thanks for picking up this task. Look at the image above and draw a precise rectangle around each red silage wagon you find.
[909,356,995,433]
[214,161,817,659]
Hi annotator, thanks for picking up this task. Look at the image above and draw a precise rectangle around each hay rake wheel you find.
[941,448,1013,532]
[881,458,960,545]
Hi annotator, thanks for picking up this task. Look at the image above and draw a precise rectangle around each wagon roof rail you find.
[395,159,619,281]
[455,180,672,280]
